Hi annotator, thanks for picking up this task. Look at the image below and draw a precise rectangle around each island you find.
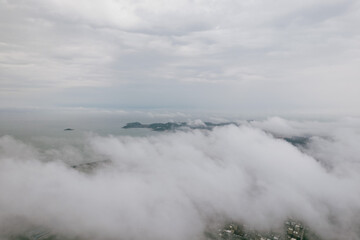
[123,121,311,147]
[123,121,238,131]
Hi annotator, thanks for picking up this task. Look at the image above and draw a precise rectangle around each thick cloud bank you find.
[1,118,360,240]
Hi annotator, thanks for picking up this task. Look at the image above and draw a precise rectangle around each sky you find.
[1,0,360,116]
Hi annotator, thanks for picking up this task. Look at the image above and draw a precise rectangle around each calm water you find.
[0,108,210,152]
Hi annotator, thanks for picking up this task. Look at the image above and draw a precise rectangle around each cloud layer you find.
[1,0,360,114]
[1,118,360,240]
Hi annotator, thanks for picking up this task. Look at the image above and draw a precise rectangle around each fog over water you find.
[1,113,360,240]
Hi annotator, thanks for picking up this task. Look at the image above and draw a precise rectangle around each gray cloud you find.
[0,0,360,114]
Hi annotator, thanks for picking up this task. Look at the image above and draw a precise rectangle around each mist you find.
[1,117,360,240]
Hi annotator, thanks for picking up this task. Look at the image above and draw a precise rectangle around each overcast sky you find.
[1,0,360,116]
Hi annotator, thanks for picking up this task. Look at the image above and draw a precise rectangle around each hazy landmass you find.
[123,121,238,131]
[123,121,311,147]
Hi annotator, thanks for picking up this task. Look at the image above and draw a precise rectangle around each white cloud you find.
[1,120,360,239]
